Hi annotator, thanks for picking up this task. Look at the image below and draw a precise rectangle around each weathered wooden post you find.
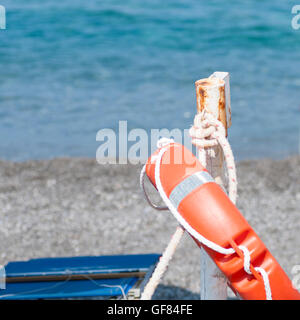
[194,72,232,300]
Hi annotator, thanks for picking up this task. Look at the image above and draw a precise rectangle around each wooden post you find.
[195,72,231,300]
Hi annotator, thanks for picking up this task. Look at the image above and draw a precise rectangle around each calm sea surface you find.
[1,0,300,161]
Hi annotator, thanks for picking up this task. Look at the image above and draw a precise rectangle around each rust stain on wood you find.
[194,77,228,136]
[218,85,227,136]
[198,87,207,113]
[195,78,211,113]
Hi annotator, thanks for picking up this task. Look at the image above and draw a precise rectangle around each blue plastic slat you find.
[6,254,160,278]
[0,277,138,300]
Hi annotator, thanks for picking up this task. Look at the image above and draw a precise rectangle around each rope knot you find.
[189,110,225,150]
[189,109,237,205]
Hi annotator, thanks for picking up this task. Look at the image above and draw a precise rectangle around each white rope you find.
[190,111,271,299]
[140,225,185,300]
[140,112,272,300]
[140,139,186,300]
[141,138,234,300]
[238,245,252,275]
[152,145,235,256]
[190,111,237,202]
[254,267,272,300]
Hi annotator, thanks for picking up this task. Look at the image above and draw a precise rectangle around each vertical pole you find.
[195,72,231,300]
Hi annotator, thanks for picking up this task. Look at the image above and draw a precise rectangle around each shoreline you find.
[2,150,300,165]
[0,155,299,299]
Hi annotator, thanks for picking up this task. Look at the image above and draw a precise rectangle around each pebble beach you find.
[0,155,299,299]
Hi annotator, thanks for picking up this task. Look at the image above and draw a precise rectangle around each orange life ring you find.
[145,142,300,300]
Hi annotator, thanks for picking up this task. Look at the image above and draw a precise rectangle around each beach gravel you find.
[0,156,299,299]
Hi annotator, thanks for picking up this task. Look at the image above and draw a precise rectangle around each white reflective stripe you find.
[169,171,214,209]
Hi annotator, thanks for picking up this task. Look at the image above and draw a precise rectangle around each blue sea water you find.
[0,0,300,161]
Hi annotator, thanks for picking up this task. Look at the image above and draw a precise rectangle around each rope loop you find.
[140,165,168,211]
[189,110,237,203]
[139,138,175,211]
